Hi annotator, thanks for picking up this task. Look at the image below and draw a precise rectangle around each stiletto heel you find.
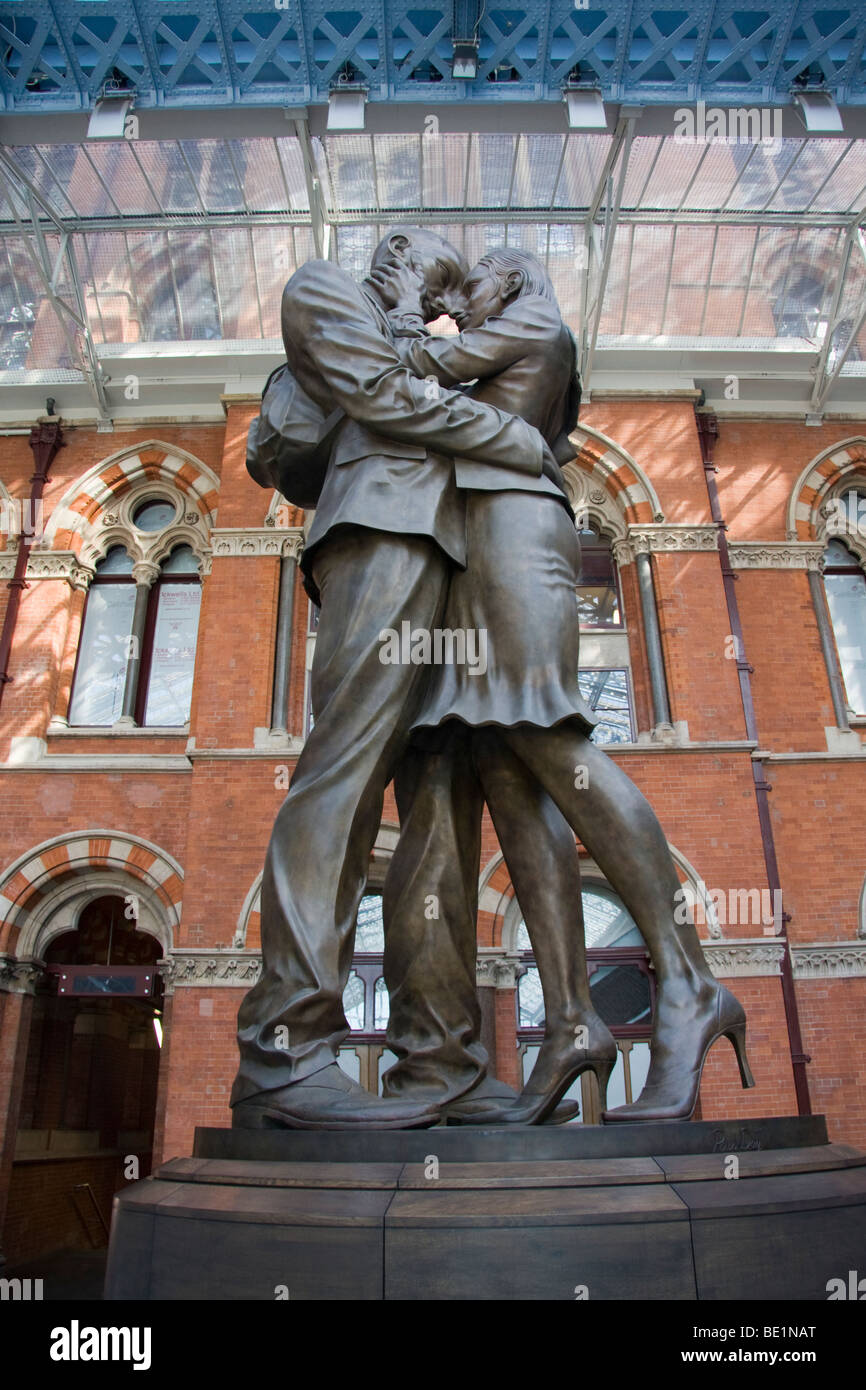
[724,1023,755,1090]
[604,982,754,1123]
[591,1056,615,1111]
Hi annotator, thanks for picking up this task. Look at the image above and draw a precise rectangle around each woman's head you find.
[456,249,556,329]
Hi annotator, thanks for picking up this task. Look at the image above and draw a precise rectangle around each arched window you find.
[824,535,866,717]
[516,878,654,1122]
[337,893,396,1093]
[69,502,203,729]
[138,544,202,725]
[575,524,634,743]
[576,525,622,628]
[68,546,137,726]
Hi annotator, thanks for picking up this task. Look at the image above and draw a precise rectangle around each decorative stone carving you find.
[475,949,520,989]
[0,550,95,588]
[131,561,160,587]
[210,528,304,561]
[0,955,45,994]
[728,542,825,571]
[160,951,263,990]
[701,942,786,978]
[791,944,866,979]
[626,525,720,558]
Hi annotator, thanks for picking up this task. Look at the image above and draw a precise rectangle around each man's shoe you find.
[232,1063,441,1130]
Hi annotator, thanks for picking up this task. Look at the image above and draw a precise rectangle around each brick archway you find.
[0,831,182,959]
[40,440,220,563]
[787,436,866,541]
[561,424,665,529]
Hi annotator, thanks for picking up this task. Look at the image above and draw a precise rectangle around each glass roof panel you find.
[470,134,519,208]
[180,142,245,213]
[321,135,378,213]
[230,138,291,214]
[723,140,807,211]
[553,135,613,209]
[796,140,866,214]
[31,144,108,218]
[83,143,162,216]
[374,134,422,209]
[511,135,567,208]
[679,141,757,211]
[766,139,857,213]
[421,133,470,209]
[210,226,261,338]
[132,143,203,213]
[9,146,79,219]
[251,225,315,337]
[619,136,663,207]
[637,140,712,211]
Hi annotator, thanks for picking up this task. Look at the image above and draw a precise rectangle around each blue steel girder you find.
[0,1,863,112]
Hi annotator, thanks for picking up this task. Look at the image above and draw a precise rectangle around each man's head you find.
[456,249,557,330]
[368,228,469,322]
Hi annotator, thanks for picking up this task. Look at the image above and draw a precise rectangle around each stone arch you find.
[484,840,723,950]
[40,440,220,570]
[786,436,866,545]
[561,424,665,530]
[234,823,400,949]
[0,830,183,958]
[859,872,866,941]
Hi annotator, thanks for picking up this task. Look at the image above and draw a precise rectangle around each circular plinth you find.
[104,1116,866,1301]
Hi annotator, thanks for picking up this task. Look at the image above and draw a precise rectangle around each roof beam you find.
[288,113,330,260]
[579,115,637,390]
[810,226,866,413]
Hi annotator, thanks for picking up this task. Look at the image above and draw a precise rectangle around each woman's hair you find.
[476,248,557,302]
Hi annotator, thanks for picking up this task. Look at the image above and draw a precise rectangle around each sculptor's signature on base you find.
[710,1127,762,1153]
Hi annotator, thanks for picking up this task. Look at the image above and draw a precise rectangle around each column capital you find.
[476,948,520,989]
[131,561,160,586]
[0,954,45,995]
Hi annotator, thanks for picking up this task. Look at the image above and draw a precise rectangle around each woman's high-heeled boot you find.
[603,981,755,1123]
[495,1014,618,1126]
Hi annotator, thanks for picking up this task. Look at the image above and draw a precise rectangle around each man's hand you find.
[367,257,426,315]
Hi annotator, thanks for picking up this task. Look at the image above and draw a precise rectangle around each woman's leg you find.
[497,724,750,1119]
[473,728,616,1104]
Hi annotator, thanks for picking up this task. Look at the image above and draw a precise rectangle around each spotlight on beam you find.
[792,89,843,133]
[327,82,368,130]
[452,41,479,81]
[87,92,133,139]
[563,84,607,130]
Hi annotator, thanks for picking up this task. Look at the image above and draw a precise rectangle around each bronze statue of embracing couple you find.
[232,228,754,1130]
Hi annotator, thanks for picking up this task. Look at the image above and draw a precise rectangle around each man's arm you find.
[284,263,544,475]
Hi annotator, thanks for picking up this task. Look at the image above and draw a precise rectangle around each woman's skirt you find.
[411,489,598,738]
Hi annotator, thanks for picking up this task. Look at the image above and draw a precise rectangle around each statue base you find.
[104,1115,866,1300]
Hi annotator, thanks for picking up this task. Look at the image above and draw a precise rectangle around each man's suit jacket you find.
[392,294,576,498]
[278,261,547,585]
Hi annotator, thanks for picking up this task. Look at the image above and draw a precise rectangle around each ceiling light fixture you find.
[327,80,368,131]
[792,89,843,133]
[452,40,479,80]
